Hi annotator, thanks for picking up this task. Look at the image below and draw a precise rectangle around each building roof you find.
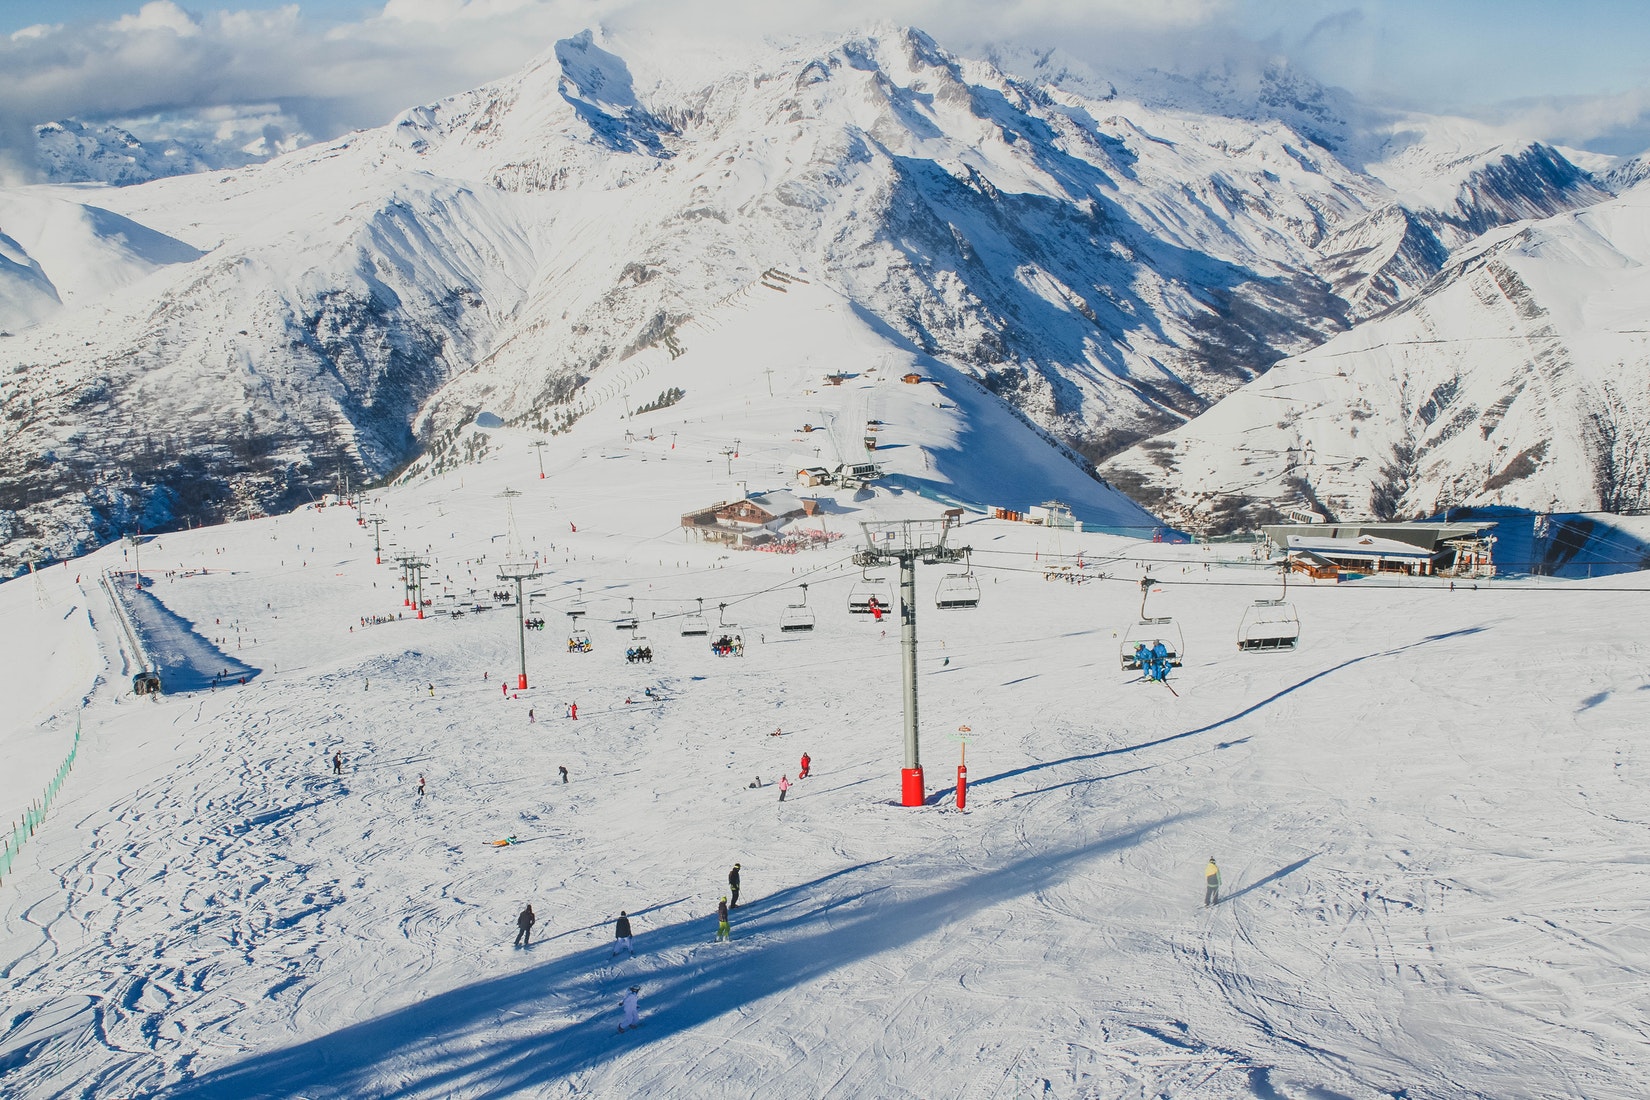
[1286,534,1435,559]
[1263,520,1494,552]
[747,490,806,517]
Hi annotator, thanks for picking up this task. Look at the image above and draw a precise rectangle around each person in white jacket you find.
[619,985,641,1032]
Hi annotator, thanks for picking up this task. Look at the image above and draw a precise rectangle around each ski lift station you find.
[1261,520,1498,579]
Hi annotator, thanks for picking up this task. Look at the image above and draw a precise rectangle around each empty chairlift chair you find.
[779,583,816,633]
[1237,564,1300,652]
[1119,575,1186,670]
[681,598,710,637]
[934,553,980,610]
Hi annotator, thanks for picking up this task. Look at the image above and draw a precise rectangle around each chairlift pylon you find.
[780,582,816,633]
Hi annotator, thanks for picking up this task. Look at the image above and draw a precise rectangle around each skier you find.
[515,904,537,946]
[417,774,426,797]
[778,774,791,802]
[799,753,811,779]
[569,702,578,720]
[332,751,343,775]
[612,910,634,956]
[559,765,569,784]
[528,708,535,724]
[619,985,641,1031]
[716,897,731,942]
[1205,857,1221,907]
[728,863,741,907]
[870,600,884,623]
[427,682,434,697]
[502,682,508,698]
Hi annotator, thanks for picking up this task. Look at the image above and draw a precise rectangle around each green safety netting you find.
[0,715,81,885]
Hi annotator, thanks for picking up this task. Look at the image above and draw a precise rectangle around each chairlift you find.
[1238,563,1300,652]
[566,586,588,621]
[779,583,816,633]
[567,629,593,653]
[717,602,738,630]
[848,568,893,615]
[616,599,639,631]
[625,625,654,664]
[681,597,709,637]
[935,552,981,610]
[1119,574,1185,670]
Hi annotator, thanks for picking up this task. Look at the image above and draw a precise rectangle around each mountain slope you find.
[0,26,1621,571]
[1101,178,1650,527]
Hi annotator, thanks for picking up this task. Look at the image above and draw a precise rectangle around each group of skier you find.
[1132,640,1174,683]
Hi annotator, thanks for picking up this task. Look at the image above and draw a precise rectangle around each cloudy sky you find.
[3,0,1649,176]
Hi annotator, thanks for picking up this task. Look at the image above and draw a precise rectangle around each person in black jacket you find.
[515,904,536,946]
[728,863,741,907]
[612,910,634,956]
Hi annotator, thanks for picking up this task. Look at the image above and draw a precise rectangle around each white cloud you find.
[0,0,1645,185]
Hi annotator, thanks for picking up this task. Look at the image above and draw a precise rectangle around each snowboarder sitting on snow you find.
[612,911,634,956]
[515,904,536,946]
[748,776,762,788]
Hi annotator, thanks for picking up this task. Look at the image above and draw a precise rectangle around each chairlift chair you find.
[615,597,639,630]
[567,629,593,653]
[1119,575,1185,669]
[1237,600,1300,651]
[779,583,816,633]
[1237,563,1300,652]
[934,552,981,610]
[681,597,709,637]
[848,571,893,615]
[625,626,654,664]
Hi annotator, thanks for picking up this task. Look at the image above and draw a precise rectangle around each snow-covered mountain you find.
[1102,176,1650,527]
[31,116,308,187]
[0,26,1624,570]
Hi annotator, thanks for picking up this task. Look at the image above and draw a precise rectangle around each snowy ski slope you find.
[2,280,1649,1100]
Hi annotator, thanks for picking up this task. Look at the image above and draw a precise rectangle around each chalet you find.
[796,467,833,487]
[901,372,923,384]
[681,491,818,546]
[1262,520,1498,578]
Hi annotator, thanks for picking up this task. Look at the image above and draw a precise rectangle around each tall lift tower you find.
[854,519,969,806]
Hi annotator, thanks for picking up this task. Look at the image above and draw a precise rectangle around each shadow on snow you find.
[127,585,260,691]
[162,820,1183,1098]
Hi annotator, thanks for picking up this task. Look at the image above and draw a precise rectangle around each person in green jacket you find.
[1204,858,1221,906]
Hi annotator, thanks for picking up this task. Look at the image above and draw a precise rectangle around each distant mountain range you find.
[0,26,1641,571]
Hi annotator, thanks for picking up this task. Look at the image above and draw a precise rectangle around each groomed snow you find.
[3,279,1649,1100]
